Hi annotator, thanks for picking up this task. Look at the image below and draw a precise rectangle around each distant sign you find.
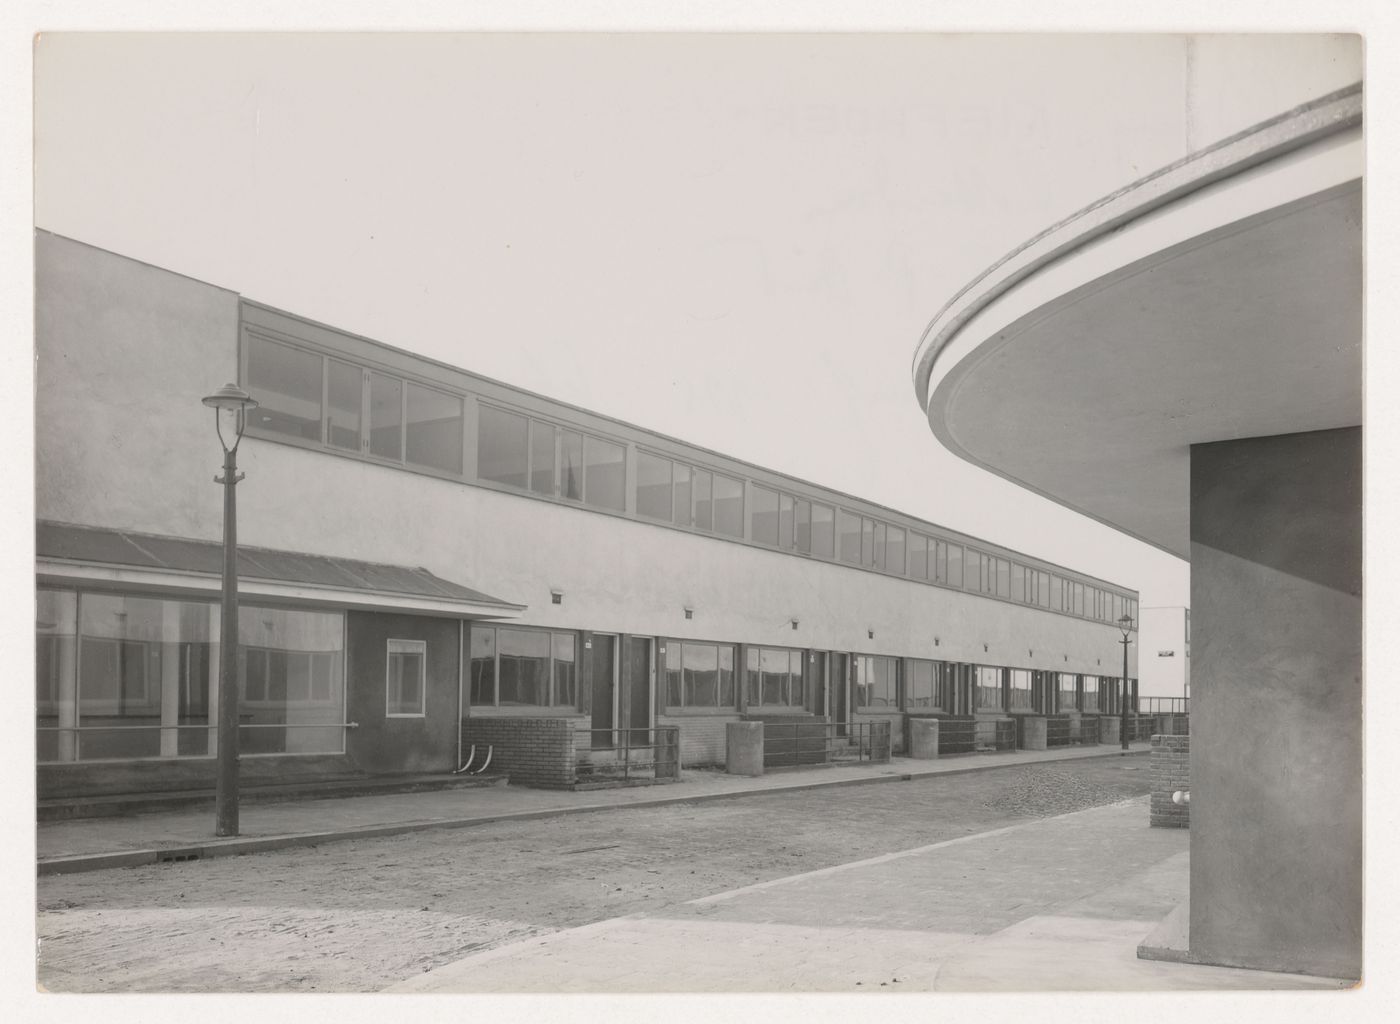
[1157,650,1176,657]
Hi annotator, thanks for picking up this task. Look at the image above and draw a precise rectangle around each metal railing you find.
[573,726,680,783]
[761,720,890,768]
[1138,697,1190,715]
[36,721,358,762]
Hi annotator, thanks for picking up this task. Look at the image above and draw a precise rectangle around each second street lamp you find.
[202,382,258,837]
[1117,612,1134,752]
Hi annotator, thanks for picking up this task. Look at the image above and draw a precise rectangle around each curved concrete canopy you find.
[914,87,1362,560]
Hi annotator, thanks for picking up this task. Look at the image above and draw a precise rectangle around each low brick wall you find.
[1150,733,1190,828]
[461,717,576,789]
[38,754,358,799]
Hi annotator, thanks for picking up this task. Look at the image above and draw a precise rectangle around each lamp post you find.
[202,383,258,837]
[1116,613,1134,751]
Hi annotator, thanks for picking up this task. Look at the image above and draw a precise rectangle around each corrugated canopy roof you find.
[37,521,520,611]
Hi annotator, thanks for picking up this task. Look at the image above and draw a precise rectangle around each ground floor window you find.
[975,665,1004,712]
[746,646,805,708]
[664,640,737,709]
[853,654,899,710]
[1058,672,1080,712]
[1008,668,1033,711]
[905,659,945,710]
[36,588,345,762]
[386,639,427,717]
[469,625,577,710]
[1081,674,1100,712]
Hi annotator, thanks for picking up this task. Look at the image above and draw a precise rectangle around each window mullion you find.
[320,354,329,446]
[399,377,408,462]
[360,370,370,455]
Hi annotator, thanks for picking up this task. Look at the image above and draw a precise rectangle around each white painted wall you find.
[1139,605,1189,700]
[36,231,1134,678]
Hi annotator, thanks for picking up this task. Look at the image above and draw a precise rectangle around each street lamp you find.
[1116,612,1134,751]
[202,383,258,837]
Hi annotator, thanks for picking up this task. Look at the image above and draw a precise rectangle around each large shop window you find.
[664,641,737,709]
[853,655,899,710]
[386,639,427,717]
[237,607,347,754]
[245,334,464,474]
[36,589,345,763]
[469,625,577,710]
[745,646,805,708]
[975,665,1004,712]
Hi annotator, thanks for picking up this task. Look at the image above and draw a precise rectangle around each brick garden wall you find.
[461,718,576,789]
[1150,733,1190,828]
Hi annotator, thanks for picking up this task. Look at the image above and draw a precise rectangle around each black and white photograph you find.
[6,2,1395,1020]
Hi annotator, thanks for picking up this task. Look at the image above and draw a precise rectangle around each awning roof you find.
[36,521,525,619]
[912,87,1362,560]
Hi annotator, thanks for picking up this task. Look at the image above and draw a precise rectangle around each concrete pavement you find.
[386,798,1353,993]
[39,742,1148,875]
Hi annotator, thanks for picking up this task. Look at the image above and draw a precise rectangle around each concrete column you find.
[160,603,182,757]
[909,718,939,759]
[725,721,763,776]
[1099,715,1120,746]
[207,604,221,757]
[1020,716,1047,751]
[56,638,78,762]
[1189,428,1361,980]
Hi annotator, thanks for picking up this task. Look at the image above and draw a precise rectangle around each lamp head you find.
[202,383,258,453]
[1116,613,1134,640]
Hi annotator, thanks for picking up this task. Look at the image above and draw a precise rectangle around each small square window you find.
[386,639,427,717]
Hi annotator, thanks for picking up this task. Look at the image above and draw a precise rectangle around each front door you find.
[588,634,616,749]
[810,651,828,717]
[831,652,849,737]
[622,635,653,745]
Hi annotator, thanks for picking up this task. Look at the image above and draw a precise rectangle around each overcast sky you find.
[31,31,1362,609]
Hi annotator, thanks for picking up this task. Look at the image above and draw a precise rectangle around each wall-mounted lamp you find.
[934,637,940,647]
[1028,649,1034,658]
[659,644,667,655]
[790,618,800,630]
[1064,655,1069,662]
[867,628,875,640]
[684,607,694,620]
[983,643,989,653]
[550,589,563,605]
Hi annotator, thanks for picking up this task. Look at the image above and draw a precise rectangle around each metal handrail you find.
[761,720,889,768]
[573,726,681,782]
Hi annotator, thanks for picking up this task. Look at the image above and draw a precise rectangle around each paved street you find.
[39,757,1161,992]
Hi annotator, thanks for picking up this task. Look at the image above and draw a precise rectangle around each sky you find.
[30,31,1222,607]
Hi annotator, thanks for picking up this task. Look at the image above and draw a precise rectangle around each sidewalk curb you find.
[37,746,1148,876]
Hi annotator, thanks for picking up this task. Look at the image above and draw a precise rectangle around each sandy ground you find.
[36,759,1150,992]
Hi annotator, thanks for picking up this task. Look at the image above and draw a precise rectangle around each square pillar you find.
[1188,428,1361,979]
